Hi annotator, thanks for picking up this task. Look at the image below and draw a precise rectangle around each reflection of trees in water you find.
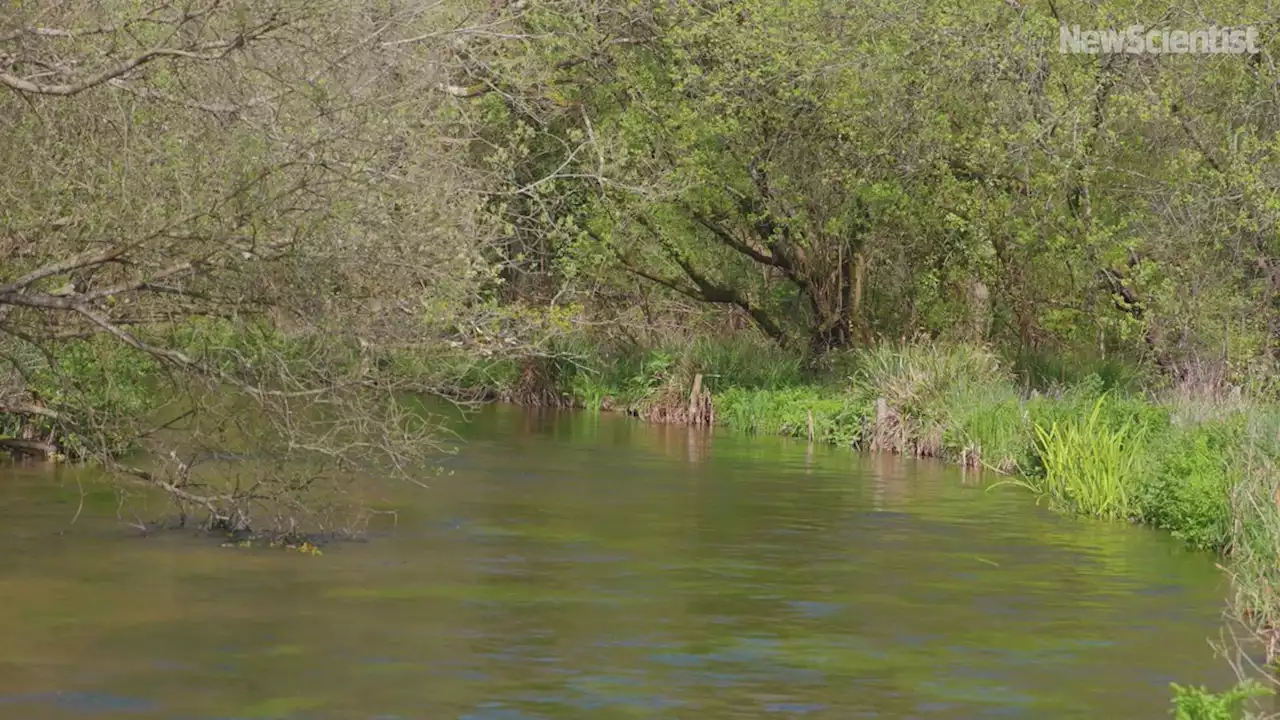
[643,422,713,466]
[867,452,911,512]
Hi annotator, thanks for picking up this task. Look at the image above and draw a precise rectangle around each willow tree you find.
[0,0,534,534]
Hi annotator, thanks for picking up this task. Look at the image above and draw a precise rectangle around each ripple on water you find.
[0,691,158,714]
[784,600,846,618]
[459,704,547,720]
[764,701,829,714]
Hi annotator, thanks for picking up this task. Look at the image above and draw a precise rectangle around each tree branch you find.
[0,245,123,295]
[0,19,286,97]
[691,213,783,268]
[0,403,60,420]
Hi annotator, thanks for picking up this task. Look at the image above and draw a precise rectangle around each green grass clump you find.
[1169,680,1271,719]
[684,336,808,390]
[1009,348,1147,394]
[853,342,1007,410]
[716,386,865,446]
[1220,412,1280,647]
[23,335,164,456]
[1022,394,1150,519]
[943,382,1030,473]
[1026,375,1169,435]
[551,335,812,412]
[851,342,1010,457]
[557,348,675,410]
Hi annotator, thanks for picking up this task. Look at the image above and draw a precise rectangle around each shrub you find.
[1137,420,1243,552]
[716,386,864,446]
[27,337,164,456]
[1170,680,1271,720]
[685,336,807,390]
[853,342,1009,457]
[1009,348,1147,394]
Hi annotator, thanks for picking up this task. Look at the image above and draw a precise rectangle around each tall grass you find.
[685,336,808,390]
[1020,395,1148,519]
[1220,410,1280,661]
[549,335,812,412]
[943,382,1029,473]
[1009,347,1147,394]
[853,342,1007,411]
[1137,421,1242,552]
[716,386,864,446]
[852,342,1008,457]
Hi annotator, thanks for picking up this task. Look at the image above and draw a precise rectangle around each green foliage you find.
[1170,680,1271,720]
[488,0,1280,373]
[26,337,163,456]
[1024,395,1150,520]
[1220,414,1280,641]
[549,335,812,411]
[557,347,672,409]
[36,339,158,416]
[684,337,808,391]
[1138,421,1244,552]
[1010,349,1148,395]
[853,343,1006,420]
[943,382,1030,473]
[716,386,864,447]
[1026,377,1171,447]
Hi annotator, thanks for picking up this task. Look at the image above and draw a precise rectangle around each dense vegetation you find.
[3,0,1280,711]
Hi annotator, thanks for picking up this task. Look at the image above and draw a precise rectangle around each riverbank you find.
[7,330,1277,711]
[448,339,1280,672]
[0,410,1244,718]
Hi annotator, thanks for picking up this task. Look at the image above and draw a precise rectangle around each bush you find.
[716,386,865,447]
[27,336,164,456]
[1009,348,1147,394]
[1137,420,1243,552]
[853,342,1009,457]
[685,336,808,390]
[1170,680,1271,720]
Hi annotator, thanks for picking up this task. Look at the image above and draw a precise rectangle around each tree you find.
[0,0,535,534]
[452,0,1279,375]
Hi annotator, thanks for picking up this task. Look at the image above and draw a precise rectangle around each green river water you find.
[0,405,1252,718]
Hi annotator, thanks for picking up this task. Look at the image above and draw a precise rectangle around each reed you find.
[1025,394,1148,520]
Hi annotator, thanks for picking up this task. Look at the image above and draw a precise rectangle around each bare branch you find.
[0,245,123,295]
[0,18,288,97]
[0,403,60,420]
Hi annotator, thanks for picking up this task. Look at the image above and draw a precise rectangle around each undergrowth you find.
[1170,680,1272,720]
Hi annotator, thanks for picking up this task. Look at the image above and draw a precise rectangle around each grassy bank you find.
[15,330,1277,712]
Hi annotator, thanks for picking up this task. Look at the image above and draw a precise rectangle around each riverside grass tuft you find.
[1019,394,1149,520]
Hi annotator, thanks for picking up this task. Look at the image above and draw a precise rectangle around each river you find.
[0,404,1242,718]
